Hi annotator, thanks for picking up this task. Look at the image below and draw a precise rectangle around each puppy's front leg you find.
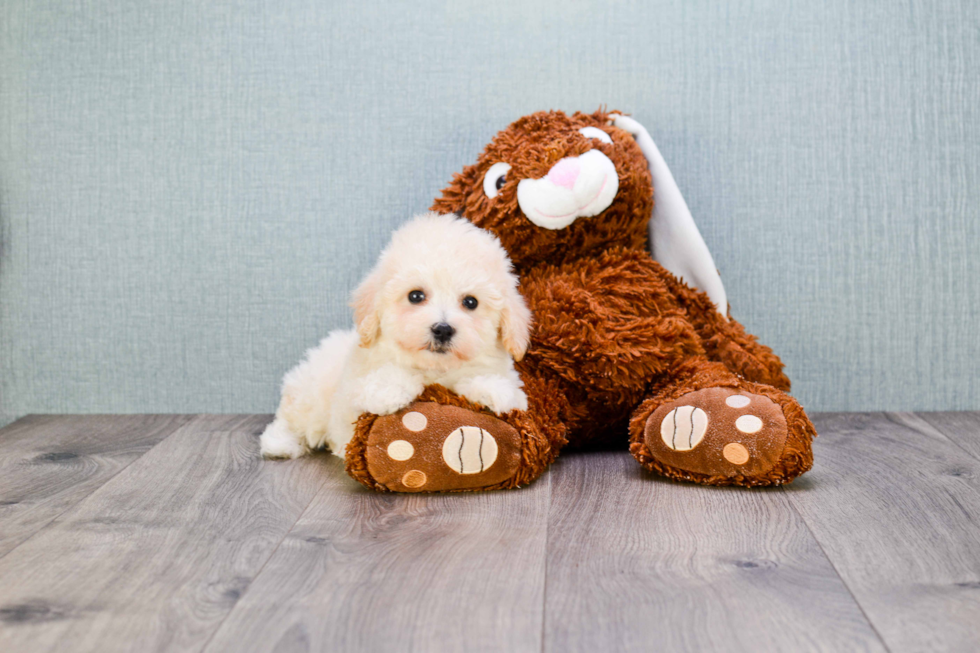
[353,364,426,416]
[452,372,528,415]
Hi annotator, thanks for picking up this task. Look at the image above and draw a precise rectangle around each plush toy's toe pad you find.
[364,402,522,492]
[645,388,788,479]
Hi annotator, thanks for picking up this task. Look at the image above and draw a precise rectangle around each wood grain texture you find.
[913,411,980,461]
[785,413,980,653]
[204,458,551,653]
[3,413,980,652]
[0,415,329,653]
[542,451,885,652]
[0,415,192,558]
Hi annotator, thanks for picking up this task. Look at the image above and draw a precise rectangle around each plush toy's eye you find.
[579,126,613,145]
[408,290,425,304]
[483,162,512,199]
[462,296,478,310]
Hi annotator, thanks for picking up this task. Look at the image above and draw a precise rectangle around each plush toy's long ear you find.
[611,114,728,318]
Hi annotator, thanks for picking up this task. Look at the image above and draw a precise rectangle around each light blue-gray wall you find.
[2,0,978,426]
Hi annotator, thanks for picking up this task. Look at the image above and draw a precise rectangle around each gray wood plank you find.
[543,451,886,653]
[0,414,329,653]
[785,412,980,653]
[204,460,551,653]
[0,415,193,558]
[913,411,980,462]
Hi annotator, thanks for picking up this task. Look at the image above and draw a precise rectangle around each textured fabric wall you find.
[1,0,978,425]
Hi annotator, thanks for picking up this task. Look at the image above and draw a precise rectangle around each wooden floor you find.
[1,413,979,652]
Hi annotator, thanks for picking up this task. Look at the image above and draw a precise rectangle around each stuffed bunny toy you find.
[346,109,816,492]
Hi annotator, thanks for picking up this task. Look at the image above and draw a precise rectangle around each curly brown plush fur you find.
[433,110,790,392]
[351,108,814,490]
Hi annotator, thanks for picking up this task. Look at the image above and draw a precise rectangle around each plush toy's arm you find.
[519,251,706,398]
[610,114,728,319]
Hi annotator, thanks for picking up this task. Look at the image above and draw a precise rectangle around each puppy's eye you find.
[462,296,478,310]
[408,290,425,304]
[579,126,613,145]
[483,162,512,199]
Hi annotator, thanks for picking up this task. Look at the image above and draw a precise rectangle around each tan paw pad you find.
[386,440,414,461]
[401,411,427,431]
[442,427,498,474]
[723,442,750,465]
[402,470,427,488]
[735,415,763,434]
[725,394,751,408]
[660,406,708,451]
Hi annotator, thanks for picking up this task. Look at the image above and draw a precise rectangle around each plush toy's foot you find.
[630,382,815,487]
[345,385,561,492]
[347,402,521,492]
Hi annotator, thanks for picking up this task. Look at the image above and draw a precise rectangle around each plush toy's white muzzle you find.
[516,150,619,230]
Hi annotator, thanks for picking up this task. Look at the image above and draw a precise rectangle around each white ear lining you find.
[610,114,728,318]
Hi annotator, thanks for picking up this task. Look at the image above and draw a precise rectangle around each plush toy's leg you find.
[697,317,792,391]
[345,376,567,492]
[629,359,815,486]
[661,272,791,391]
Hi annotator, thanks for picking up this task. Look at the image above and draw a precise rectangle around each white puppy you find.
[260,212,532,459]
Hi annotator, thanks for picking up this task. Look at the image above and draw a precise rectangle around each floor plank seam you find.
[780,487,893,653]
[892,412,980,466]
[539,470,552,653]
[0,415,194,564]
[196,465,333,653]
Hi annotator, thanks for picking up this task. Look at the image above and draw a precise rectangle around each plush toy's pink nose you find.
[546,157,581,190]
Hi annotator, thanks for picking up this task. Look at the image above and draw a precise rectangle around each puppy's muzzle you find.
[430,322,455,348]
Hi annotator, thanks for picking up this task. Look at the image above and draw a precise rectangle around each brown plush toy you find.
[346,109,816,492]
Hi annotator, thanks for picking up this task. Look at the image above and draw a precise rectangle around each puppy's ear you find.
[350,268,383,347]
[500,284,532,362]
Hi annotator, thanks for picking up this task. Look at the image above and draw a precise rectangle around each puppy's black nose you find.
[431,322,455,343]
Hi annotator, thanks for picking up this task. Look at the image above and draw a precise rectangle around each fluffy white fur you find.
[260,212,532,459]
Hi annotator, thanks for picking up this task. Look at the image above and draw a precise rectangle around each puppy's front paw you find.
[355,365,425,415]
[260,419,307,459]
[454,375,528,415]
